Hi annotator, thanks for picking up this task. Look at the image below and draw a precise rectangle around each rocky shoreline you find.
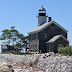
[0,53,72,72]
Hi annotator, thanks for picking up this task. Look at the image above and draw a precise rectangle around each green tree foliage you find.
[58,46,72,56]
[0,26,29,52]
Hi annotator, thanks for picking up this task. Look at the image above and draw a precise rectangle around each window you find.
[33,44,34,49]
[30,45,32,49]
[35,44,37,48]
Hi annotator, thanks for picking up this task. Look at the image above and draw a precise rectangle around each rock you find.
[45,52,56,57]
[11,69,14,72]
[59,54,62,56]
[6,64,12,68]
[0,53,72,72]
[0,54,39,63]
[48,52,55,56]
[56,53,59,56]
[37,54,72,72]
[45,53,50,57]
[43,56,46,58]
[0,65,14,72]
[45,69,52,72]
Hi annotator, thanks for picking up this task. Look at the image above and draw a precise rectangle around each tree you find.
[15,34,29,52]
[0,26,29,52]
[21,36,29,52]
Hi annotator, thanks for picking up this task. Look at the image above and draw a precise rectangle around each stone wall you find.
[38,23,67,53]
[38,23,67,42]
[29,23,68,53]
[29,39,39,52]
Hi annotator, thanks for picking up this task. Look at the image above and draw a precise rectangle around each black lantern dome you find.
[39,6,46,11]
[38,6,46,16]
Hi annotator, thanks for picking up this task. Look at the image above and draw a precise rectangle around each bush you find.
[2,51,32,55]
[58,46,72,56]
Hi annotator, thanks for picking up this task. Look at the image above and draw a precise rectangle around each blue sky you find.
[0,0,72,45]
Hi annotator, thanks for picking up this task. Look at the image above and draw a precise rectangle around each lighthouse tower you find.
[37,6,48,26]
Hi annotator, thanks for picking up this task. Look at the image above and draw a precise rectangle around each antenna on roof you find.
[41,0,44,7]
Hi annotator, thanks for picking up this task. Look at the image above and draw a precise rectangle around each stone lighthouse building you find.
[28,6,69,53]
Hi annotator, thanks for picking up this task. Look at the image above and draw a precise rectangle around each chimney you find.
[48,17,52,22]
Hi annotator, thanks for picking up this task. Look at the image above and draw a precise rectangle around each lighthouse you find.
[37,6,48,26]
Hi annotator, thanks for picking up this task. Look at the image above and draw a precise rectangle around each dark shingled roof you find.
[28,21,68,34]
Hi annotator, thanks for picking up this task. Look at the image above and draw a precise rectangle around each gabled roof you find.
[46,35,69,43]
[28,21,68,34]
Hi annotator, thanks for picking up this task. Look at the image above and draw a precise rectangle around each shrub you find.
[2,51,32,55]
[58,46,72,56]
[29,62,33,67]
